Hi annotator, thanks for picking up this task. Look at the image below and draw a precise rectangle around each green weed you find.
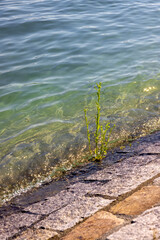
[84,108,92,155]
[84,82,115,160]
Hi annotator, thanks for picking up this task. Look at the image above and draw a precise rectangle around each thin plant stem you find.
[94,82,101,158]
[84,82,115,160]
[84,108,92,154]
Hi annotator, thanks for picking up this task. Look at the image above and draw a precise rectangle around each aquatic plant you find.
[84,108,92,154]
[84,82,115,160]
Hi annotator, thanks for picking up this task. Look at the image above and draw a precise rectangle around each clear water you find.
[0,0,160,202]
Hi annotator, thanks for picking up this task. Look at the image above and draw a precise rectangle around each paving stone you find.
[78,156,160,197]
[36,196,112,231]
[153,177,160,186]
[135,137,160,154]
[15,228,58,240]
[141,145,160,154]
[67,181,103,198]
[110,186,160,216]
[107,206,160,240]
[0,213,40,240]
[86,155,159,181]
[25,189,82,215]
[62,211,124,240]
[120,131,160,155]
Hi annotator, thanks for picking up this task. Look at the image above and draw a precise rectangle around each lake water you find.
[0,0,160,203]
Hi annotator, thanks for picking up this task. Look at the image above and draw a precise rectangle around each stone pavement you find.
[0,131,160,240]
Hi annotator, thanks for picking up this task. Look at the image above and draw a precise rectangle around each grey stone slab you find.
[12,179,68,207]
[25,180,104,216]
[137,138,160,154]
[107,206,160,240]
[35,196,112,231]
[15,228,58,240]
[90,161,160,197]
[0,213,40,240]
[141,145,160,154]
[120,131,160,154]
[86,155,159,181]
[25,189,82,215]
[67,181,101,197]
[67,156,160,197]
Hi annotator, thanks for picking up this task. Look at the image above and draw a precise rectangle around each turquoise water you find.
[0,0,160,202]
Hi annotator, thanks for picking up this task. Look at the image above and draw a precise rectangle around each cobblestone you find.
[35,196,112,231]
[107,206,160,240]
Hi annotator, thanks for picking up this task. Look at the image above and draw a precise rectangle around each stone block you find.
[82,156,160,197]
[15,228,58,240]
[25,189,80,215]
[107,206,160,240]
[62,211,124,240]
[111,186,160,216]
[36,196,112,231]
[86,155,160,181]
[119,131,160,155]
[0,213,40,240]
[153,177,160,186]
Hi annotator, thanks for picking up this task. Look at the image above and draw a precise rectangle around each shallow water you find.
[0,0,160,202]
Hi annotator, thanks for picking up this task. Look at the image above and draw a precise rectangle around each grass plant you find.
[84,82,115,160]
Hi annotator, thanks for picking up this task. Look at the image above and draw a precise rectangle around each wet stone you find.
[15,228,58,240]
[0,212,40,240]
[120,131,160,155]
[86,155,159,181]
[62,211,124,240]
[35,196,112,231]
[110,185,160,216]
[66,181,102,198]
[79,156,160,197]
[134,135,160,154]
[107,206,160,240]
[25,189,83,215]
[140,144,160,154]
[12,179,68,207]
